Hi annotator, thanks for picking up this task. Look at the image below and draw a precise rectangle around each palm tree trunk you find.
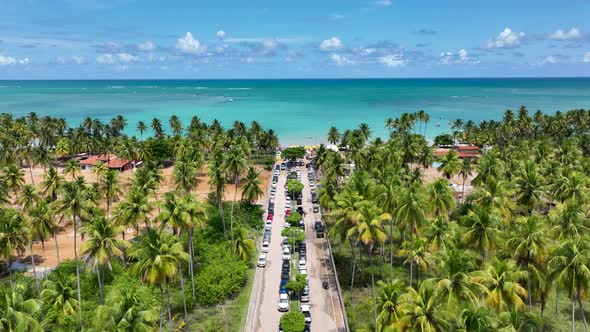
[97,266,104,305]
[29,241,40,299]
[218,191,227,240]
[159,286,165,332]
[379,243,384,279]
[179,266,188,326]
[359,244,364,286]
[409,224,414,287]
[389,221,394,282]
[230,179,238,247]
[7,259,13,291]
[29,164,35,185]
[41,241,48,281]
[370,250,377,331]
[349,238,356,293]
[189,228,196,302]
[579,291,588,332]
[166,279,172,332]
[461,176,466,203]
[572,295,576,332]
[526,256,532,307]
[54,230,60,265]
[73,214,83,330]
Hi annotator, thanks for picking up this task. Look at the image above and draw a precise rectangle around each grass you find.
[330,237,590,332]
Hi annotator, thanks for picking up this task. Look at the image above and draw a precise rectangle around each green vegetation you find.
[285,211,302,227]
[318,108,590,331]
[280,311,305,332]
[281,146,305,160]
[0,113,277,331]
[287,179,304,199]
[281,227,305,249]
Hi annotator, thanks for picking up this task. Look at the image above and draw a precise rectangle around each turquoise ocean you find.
[0,78,589,145]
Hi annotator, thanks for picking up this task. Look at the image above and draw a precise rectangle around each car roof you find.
[300,304,311,311]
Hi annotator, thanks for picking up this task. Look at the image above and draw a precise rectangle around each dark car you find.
[312,197,318,204]
[268,208,274,215]
[282,260,290,270]
[279,279,288,294]
[312,205,319,213]
[297,206,304,214]
[281,269,290,280]
[297,198,302,205]
[275,164,280,171]
[273,175,279,182]
[311,190,317,198]
[315,221,325,238]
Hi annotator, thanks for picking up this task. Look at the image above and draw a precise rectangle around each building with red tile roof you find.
[79,154,133,172]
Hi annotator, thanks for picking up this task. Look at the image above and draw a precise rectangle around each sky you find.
[1,0,590,79]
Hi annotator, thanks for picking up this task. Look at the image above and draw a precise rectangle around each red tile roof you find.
[79,154,131,169]
[434,148,450,157]
[456,145,480,150]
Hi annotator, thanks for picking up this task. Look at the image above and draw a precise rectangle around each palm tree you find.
[497,308,543,332]
[28,201,57,275]
[472,258,527,312]
[348,200,389,329]
[41,167,64,201]
[18,184,40,211]
[0,208,29,291]
[183,195,207,302]
[506,214,549,307]
[151,118,164,139]
[55,181,92,328]
[96,281,159,331]
[80,215,127,304]
[0,283,42,332]
[64,159,81,180]
[376,280,404,332]
[458,158,472,203]
[376,175,403,281]
[514,160,544,214]
[223,147,247,247]
[396,184,428,286]
[549,236,590,332]
[137,121,147,141]
[437,150,461,179]
[113,188,154,236]
[461,207,503,261]
[208,150,228,240]
[455,304,497,332]
[327,126,341,145]
[41,272,79,323]
[101,170,122,214]
[427,178,455,219]
[129,228,188,331]
[231,226,255,263]
[173,160,198,194]
[241,166,263,204]
[2,163,25,202]
[169,115,183,136]
[399,283,451,332]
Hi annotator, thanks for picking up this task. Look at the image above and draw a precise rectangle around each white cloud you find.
[57,56,85,65]
[374,0,392,6]
[176,32,207,55]
[360,48,376,56]
[261,39,278,51]
[320,37,343,51]
[486,27,525,49]
[216,30,226,38]
[117,53,140,63]
[440,49,476,65]
[0,55,30,66]
[330,54,355,66]
[584,52,590,63]
[379,54,407,67]
[137,41,156,51]
[96,54,115,64]
[542,56,558,64]
[549,27,582,40]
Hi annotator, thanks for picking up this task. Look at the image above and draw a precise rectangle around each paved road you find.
[245,163,346,332]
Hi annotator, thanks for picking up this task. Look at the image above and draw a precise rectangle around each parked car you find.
[315,221,325,238]
[300,304,311,323]
[299,268,307,277]
[313,205,319,213]
[300,285,310,302]
[281,268,290,280]
[262,241,270,252]
[282,247,291,261]
[297,206,304,214]
[257,254,267,267]
[298,259,306,270]
[282,260,290,271]
[281,163,286,170]
[265,224,272,233]
[297,198,302,205]
[278,293,290,312]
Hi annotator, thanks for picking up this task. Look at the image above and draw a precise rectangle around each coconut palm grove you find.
[2,107,590,331]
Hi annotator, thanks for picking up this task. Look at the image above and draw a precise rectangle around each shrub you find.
[193,258,247,306]
[286,211,302,227]
[280,312,305,332]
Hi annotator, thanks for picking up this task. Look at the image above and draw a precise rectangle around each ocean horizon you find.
[1,78,589,145]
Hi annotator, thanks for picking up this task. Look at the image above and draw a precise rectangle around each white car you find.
[265,220,272,227]
[257,254,267,267]
[282,247,291,261]
[261,241,270,253]
[298,259,306,270]
[299,268,307,277]
[300,304,311,323]
[300,285,310,303]
[309,181,315,188]
[278,293,290,312]
[265,224,272,233]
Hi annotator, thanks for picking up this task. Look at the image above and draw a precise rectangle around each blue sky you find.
[1,0,590,78]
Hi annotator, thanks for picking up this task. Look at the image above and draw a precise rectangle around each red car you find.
[267,214,274,221]
[285,209,291,216]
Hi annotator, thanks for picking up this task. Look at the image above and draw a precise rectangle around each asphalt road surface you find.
[245,163,346,332]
